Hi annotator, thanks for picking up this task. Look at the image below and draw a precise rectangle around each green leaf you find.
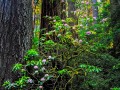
[111,87,120,90]
[79,64,102,73]
[44,40,55,46]
[12,63,23,72]
[58,69,68,75]
[27,49,39,56]
[26,60,36,66]
[15,76,30,88]
[3,81,11,89]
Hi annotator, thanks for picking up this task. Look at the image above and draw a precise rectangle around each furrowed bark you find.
[0,0,32,89]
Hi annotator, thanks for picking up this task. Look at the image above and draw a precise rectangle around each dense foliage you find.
[3,0,120,90]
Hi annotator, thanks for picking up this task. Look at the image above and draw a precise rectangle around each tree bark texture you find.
[0,0,32,88]
[40,0,64,33]
[110,0,120,58]
[92,0,98,17]
[92,0,98,23]
[68,0,78,25]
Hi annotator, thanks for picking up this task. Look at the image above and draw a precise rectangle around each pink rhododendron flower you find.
[101,18,107,22]
[27,79,33,83]
[44,74,49,77]
[62,20,65,22]
[86,31,91,35]
[34,65,38,69]
[39,86,43,89]
[64,24,68,27]
[42,59,46,63]
[53,20,56,22]
[41,77,45,82]
[61,0,65,2]
[79,39,83,43]
[84,14,87,17]
[93,17,97,20]
[86,2,89,5]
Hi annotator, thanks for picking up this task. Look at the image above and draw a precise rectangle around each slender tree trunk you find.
[0,0,32,88]
[92,0,98,23]
[68,0,78,25]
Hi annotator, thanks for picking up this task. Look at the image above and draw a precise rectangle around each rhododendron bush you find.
[3,0,120,90]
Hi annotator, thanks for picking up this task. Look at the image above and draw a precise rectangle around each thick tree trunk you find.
[110,0,120,58]
[0,0,32,88]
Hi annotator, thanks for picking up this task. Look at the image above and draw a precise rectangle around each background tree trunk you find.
[68,0,78,25]
[110,0,120,58]
[40,0,64,33]
[0,0,32,88]
[92,0,98,23]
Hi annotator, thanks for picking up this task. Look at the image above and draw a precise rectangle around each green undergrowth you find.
[3,1,120,90]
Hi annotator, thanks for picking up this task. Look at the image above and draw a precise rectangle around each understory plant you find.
[3,1,120,90]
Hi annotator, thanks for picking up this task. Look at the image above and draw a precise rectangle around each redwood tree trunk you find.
[0,0,32,88]
[110,0,120,58]
[68,0,78,25]
[40,0,64,32]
